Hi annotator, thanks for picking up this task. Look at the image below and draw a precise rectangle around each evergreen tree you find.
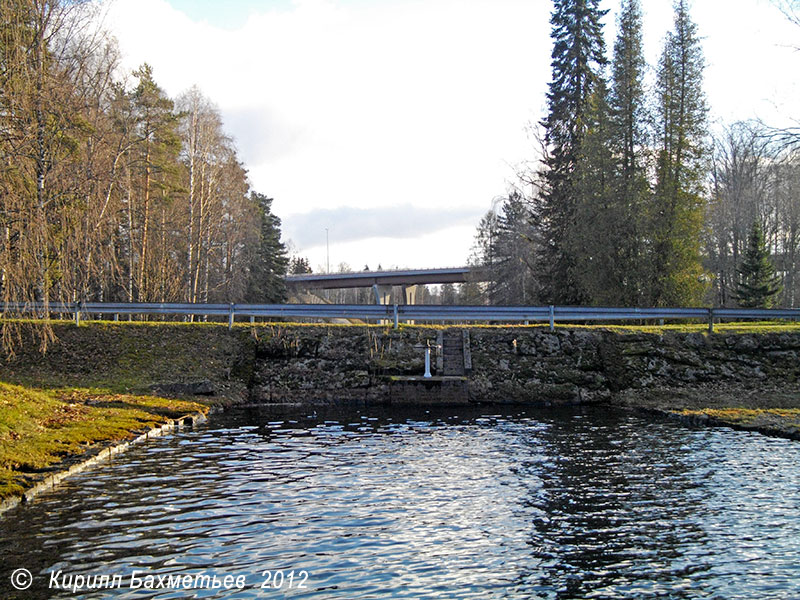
[441,283,457,305]
[245,192,288,303]
[458,281,483,305]
[649,0,708,306]
[735,221,782,308]
[607,0,650,305]
[571,81,617,305]
[488,193,537,304]
[289,256,312,275]
[538,0,608,304]
[610,0,647,185]
[128,64,181,302]
[471,193,539,304]
[470,204,499,301]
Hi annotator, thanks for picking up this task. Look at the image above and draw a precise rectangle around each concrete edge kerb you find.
[0,410,209,517]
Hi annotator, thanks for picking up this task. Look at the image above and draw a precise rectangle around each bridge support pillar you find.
[372,284,394,325]
[402,285,418,324]
[402,285,418,305]
[372,284,393,305]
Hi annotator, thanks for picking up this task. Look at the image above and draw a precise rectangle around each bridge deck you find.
[285,267,488,289]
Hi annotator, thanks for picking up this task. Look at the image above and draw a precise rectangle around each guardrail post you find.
[393,304,399,329]
[549,305,555,332]
[228,303,235,330]
[74,302,81,326]
[707,308,714,334]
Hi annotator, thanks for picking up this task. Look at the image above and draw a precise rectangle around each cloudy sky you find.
[102,0,798,272]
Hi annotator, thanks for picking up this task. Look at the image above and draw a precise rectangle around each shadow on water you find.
[1,403,800,599]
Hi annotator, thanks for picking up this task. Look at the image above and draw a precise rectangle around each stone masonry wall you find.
[250,325,438,404]
[249,325,800,406]
[469,328,800,405]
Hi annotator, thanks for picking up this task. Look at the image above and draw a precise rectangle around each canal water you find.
[2,405,800,599]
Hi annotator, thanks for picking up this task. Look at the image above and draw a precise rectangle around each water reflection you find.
[526,409,712,599]
[0,405,799,599]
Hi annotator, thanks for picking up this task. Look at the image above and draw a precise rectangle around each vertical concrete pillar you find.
[372,284,393,305]
[373,284,394,326]
[402,285,418,305]
[401,285,418,324]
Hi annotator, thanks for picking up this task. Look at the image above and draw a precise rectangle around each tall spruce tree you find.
[472,193,536,305]
[735,221,782,308]
[245,192,288,303]
[571,79,618,305]
[538,0,608,304]
[649,0,708,306]
[608,0,650,305]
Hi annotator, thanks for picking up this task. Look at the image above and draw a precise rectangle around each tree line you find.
[470,0,798,310]
[0,0,288,346]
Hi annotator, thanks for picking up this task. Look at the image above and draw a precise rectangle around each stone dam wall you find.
[249,326,800,406]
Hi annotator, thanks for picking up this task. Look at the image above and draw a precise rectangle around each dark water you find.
[2,405,800,599]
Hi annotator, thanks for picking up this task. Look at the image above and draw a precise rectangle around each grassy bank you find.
[0,320,256,501]
[0,383,207,499]
[2,320,254,394]
[677,407,800,434]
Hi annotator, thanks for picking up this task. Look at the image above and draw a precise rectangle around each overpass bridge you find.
[285,267,489,304]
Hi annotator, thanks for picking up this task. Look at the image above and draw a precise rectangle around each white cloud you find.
[302,223,480,273]
[283,203,482,247]
[103,0,799,270]
[104,0,547,216]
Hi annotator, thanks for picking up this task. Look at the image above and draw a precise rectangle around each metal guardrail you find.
[3,302,800,332]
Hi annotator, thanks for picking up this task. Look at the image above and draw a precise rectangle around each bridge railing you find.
[3,302,800,332]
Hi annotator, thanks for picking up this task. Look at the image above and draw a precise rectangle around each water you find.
[2,405,800,599]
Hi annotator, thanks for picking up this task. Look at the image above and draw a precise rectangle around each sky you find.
[101,0,799,272]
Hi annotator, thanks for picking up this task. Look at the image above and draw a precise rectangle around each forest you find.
[3,0,800,322]
[0,0,289,326]
[467,0,800,310]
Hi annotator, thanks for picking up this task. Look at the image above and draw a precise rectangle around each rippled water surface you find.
[2,405,800,599]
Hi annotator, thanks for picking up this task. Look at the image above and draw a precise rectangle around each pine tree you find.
[735,221,782,308]
[441,283,457,305]
[538,0,608,304]
[611,0,647,185]
[649,0,708,306]
[245,192,288,303]
[470,205,499,301]
[128,64,181,302]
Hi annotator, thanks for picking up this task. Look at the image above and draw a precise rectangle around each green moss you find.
[674,407,800,431]
[0,382,206,500]
[0,321,247,501]
[1,321,251,397]
[258,319,800,335]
